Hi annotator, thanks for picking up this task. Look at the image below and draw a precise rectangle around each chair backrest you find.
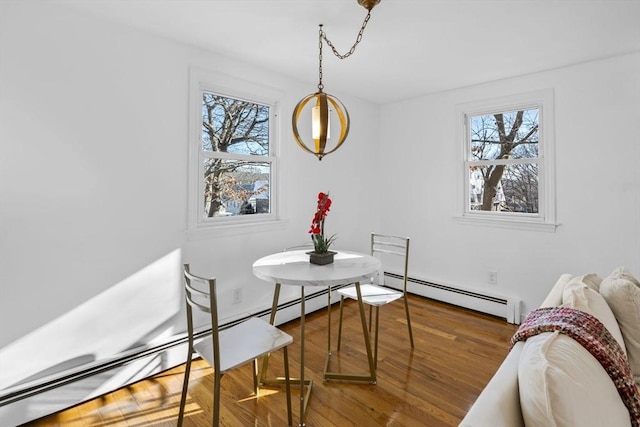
[183,264,221,372]
[370,233,410,290]
[283,243,314,252]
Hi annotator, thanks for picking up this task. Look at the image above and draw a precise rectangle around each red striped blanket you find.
[511,307,640,427]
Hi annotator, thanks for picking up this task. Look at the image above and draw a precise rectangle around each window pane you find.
[469,163,539,213]
[470,108,539,161]
[203,159,270,218]
[202,92,269,156]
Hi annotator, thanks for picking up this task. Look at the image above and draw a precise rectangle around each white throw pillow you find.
[566,273,602,292]
[561,274,627,354]
[518,331,631,427]
[582,273,603,291]
[600,266,640,388]
[540,273,573,308]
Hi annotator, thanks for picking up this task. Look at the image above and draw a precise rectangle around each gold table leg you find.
[259,283,312,426]
[324,281,377,383]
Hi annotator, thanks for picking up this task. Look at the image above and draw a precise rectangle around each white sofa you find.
[460,267,640,427]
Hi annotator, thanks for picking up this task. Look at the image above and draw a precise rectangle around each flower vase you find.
[307,251,336,265]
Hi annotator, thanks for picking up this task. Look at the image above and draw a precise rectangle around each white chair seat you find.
[338,284,403,307]
[179,265,293,427]
[194,317,293,373]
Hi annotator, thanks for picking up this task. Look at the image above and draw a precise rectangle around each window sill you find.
[186,218,289,241]
[453,215,558,232]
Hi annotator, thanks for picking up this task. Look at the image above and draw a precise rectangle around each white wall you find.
[0,0,379,394]
[379,52,640,317]
[1,0,638,421]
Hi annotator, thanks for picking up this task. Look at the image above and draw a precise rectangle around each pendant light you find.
[292,0,381,161]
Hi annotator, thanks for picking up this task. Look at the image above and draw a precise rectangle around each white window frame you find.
[187,68,286,239]
[455,89,557,232]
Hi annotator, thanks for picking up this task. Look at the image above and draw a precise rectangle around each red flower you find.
[308,192,336,253]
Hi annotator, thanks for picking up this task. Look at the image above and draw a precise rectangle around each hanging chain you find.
[318,25,324,91]
[317,10,373,92]
[322,11,372,59]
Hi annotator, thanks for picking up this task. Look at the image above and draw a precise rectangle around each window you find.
[200,92,272,218]
[468,108,539,213]
[457,90,557,231]
[188,69,283,237]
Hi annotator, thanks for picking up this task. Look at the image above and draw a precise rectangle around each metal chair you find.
[178,264,293,427]
[336,233,414,369]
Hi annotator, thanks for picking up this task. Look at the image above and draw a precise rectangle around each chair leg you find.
[337,295,345,351]
[403,296,415,348]
[374,306,380,370]
[253,359,259,395]
[177,352,193,427]
[213,371,222,427]
[283,347,293,427]
[327,285,332,355]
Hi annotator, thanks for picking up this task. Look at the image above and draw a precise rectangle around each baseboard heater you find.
[384,272,522,324]
[0,285,339,425]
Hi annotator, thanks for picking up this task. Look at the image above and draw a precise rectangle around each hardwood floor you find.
[26,294,518,426]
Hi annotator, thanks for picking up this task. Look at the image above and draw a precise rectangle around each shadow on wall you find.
[0,249,183,392]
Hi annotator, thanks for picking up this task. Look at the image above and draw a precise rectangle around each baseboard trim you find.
[0,285,341,408]
[0,275,518,425]
[385,272,521,323]
[387,272,507,304]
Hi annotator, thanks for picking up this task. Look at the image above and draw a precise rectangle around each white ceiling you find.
[61,0,640,104]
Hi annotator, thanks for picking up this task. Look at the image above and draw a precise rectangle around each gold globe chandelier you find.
[292,0,381,161]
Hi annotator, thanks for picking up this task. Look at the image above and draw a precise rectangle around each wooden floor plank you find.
[24,294,517,426]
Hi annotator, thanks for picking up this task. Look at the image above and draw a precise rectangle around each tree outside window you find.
[466,108,539,214]
[200,92,273,219]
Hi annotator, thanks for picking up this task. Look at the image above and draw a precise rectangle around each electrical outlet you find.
[232,288,242,304]
[488,271,498,285]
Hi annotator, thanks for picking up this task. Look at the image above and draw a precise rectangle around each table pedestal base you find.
[323,281,377,383]
[259,280,378,426]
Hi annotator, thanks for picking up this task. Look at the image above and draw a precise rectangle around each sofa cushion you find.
[540,273,573,308]
[518,331,631,427]
[541,273,601,308]
[599,267,640,388]
[459,342,526,427]
[518,277,633,427]
[561,274,626,354]
[566,273,602,292]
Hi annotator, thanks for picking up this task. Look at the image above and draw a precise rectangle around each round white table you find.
[253,249,381,287]
[252,250,381,426]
